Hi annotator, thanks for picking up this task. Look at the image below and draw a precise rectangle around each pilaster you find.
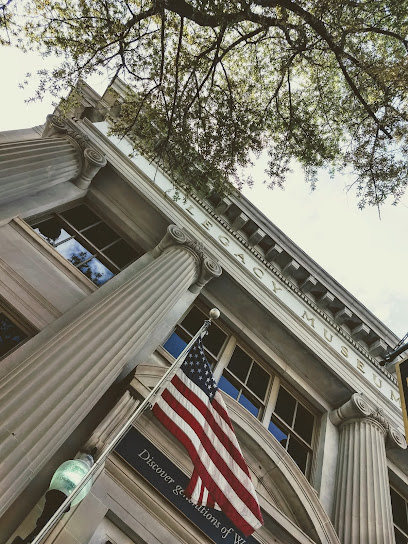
[330,394,406,543]
[0,225,221,517]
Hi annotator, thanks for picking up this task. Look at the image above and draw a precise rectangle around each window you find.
[30,204,143,286]
[163,305,228,366]
[268,386,314,475]
[391,486,408,543]
[0,301,32,360]
[218,345,270,418]
[162,304,317,479]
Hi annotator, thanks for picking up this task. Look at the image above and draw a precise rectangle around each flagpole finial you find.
[209,308,220,320]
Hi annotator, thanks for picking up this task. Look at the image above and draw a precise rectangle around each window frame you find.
[390,484,408,543]
[159,301,320,481]
[218,342,272,420]
[0,297,35,361]
[27,202,143,286]
[210,315,319,480]
[266,380,316,477]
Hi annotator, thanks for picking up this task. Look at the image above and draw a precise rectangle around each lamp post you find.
[12,454,94,544]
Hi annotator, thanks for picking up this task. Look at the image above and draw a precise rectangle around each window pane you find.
[274,387,296,426]
[218,375,239,400]
[391,488,408,533]
[227,345,252,382]
[395,528,408,544]
[246,361,269,400]
[56,239,93,266]
[181,306,205,336]
[288,435,308,474]
[181,306,227,356]
[33,218,71,245]
[0,312,27,358]
[163,330,188,358]
[239,392,260,417]
[78,258,114,286]
[104,239,139,268]
[205,325,227,357]
[61,205,100,230]
[85,223,119,249]
[294,403,314,445]
[268,418,288,447]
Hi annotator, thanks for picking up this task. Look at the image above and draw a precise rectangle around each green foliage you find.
[11,0,408,206]
[0,0,15,44]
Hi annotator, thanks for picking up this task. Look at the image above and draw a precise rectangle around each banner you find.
[115,428,258,544]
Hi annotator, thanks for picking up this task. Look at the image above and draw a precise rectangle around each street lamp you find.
[12,454,94,544]
[49,453,94,506]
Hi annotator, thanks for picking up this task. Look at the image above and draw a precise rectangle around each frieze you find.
[174,195,401,410]
[94,122,401,411]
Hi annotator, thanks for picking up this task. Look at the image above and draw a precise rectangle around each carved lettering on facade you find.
[271,280,282,294]
[302,311,315,328]
[108,122,403,412]
[324,329,333,343]
[202,220,213,231]
[373,374,382,389]
[391,390,401,406]
[341,346,348,358]
[357,360,366,373]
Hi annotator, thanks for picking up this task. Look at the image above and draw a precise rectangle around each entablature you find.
[73,78,401,367]
[61,106,403,424]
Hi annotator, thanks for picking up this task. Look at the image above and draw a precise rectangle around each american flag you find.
[152,337,264,536]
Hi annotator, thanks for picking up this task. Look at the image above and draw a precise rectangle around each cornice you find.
[76,118,398,394]
[187,192,397,387]
[74,82,400,355]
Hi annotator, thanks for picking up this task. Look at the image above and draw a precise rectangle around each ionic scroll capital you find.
[152,225,222,292]
[330,393,372,426]
[330,393,406,450]
[42,114,106,189]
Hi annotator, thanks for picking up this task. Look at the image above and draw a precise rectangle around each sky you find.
[1,46,407,340]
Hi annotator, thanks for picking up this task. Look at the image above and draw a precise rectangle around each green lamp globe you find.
[49,453,94,506]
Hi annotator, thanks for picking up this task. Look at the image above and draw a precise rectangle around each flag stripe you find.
[152,336,263,536]
[155,393,262,529]
[153,402,258,536]
[159,389,261,515]
[172,373,254,478]
[163,381,260,507]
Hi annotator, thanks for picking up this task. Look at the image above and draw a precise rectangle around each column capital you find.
[42,114,107,189]
[330,393,406,450]
[151,224,222,293]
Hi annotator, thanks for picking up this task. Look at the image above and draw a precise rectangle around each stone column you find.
[330,394,406,544]
[0,114,106,203]
[0,225,221,517]
[83,391,139,455]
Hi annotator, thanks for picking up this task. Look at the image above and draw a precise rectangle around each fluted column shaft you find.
[0,115,106,204]
[330,394,406,544]
[0,225,221,516]
[0,137,82,201]
[334,418,393,542]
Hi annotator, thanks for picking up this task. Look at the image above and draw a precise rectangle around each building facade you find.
[0,80,407,544]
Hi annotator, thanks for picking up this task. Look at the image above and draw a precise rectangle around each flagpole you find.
[30,308,220,544]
